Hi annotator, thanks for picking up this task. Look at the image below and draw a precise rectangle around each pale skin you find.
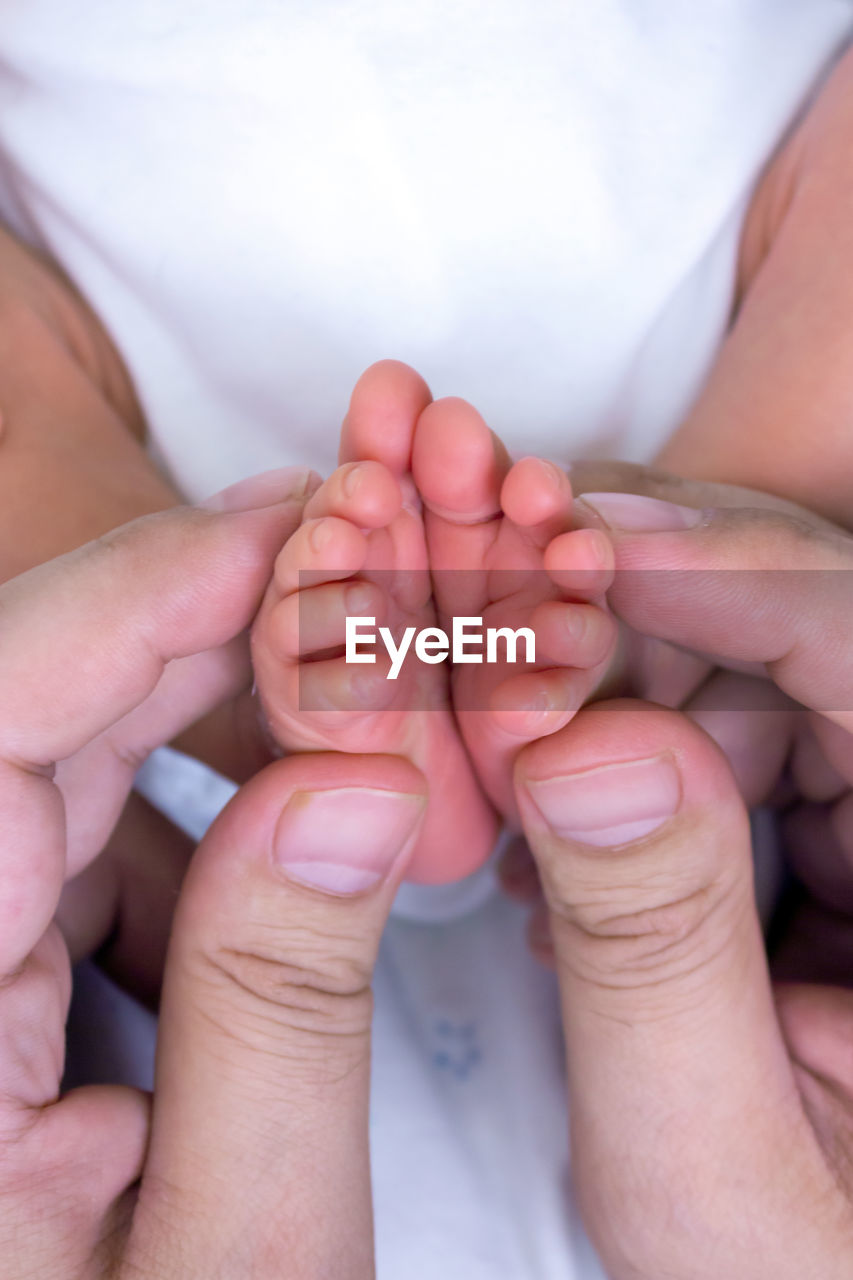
[659,43,853,528]
[6,470,853,1278]
[0,477,436,1278]
[513,490,853,1279]
[250,383,616,880]
[3,34,853,1274]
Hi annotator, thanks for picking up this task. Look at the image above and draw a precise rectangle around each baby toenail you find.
[519,688,551,714]
[539,459,564,486]
[345,580,374,614]
[343,463,367,498]
[563,607,587,643]
[309,520,334,553]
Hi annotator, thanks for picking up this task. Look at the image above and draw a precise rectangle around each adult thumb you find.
[514,702,833,1280]
[124,752,426,1280]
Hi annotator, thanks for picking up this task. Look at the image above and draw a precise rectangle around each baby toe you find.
[267,579,386,660]
[274,517,369,596]
[412,397,509,524]
[488,667,591,737]
[339,360,432,473]
[500,456,572,536]
[303,460,401,528]
[530,599,616,669]
[543,528,615,597]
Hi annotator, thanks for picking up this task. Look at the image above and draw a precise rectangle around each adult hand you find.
[574,479,853,927]
[509,489,853,1277]
[500,468,850,961]
[59,359,436,1006]
[0,478,426,1277]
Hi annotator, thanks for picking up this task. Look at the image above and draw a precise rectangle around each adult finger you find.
[684,669,800,806]
[0,469,313,764]
[125,752,425,1279]
[514,702,847,1279]
[574,494,853,732]
[57,790,195,1006]
[0,470,310,978]
[0,925,149,1278]
[569,458,840,530]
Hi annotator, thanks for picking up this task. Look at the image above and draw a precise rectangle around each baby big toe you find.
[339,359,432,473]
[412,397,508,525]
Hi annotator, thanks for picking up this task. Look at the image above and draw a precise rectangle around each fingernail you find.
[201,467,320,512]
[274,788,425,894]
[577,492,704,532]
[526,756,681,847]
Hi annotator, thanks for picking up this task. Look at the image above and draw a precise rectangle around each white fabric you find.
[2,2,851,495]
[4,3,852,1276]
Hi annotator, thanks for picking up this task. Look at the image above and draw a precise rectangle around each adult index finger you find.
[0,473,311,767]
[575,494,853,733]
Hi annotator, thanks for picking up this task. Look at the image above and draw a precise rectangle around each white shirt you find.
[3,4,851,1276]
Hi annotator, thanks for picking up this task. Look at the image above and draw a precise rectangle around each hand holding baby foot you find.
[0,482,429,1279]
[252,362,498,883]
[500,494,853,1280]
[254,373,622,876]
[513,699,853,1280]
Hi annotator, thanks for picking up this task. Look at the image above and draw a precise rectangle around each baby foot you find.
[411,396,618,825]
[251,365,498,884]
